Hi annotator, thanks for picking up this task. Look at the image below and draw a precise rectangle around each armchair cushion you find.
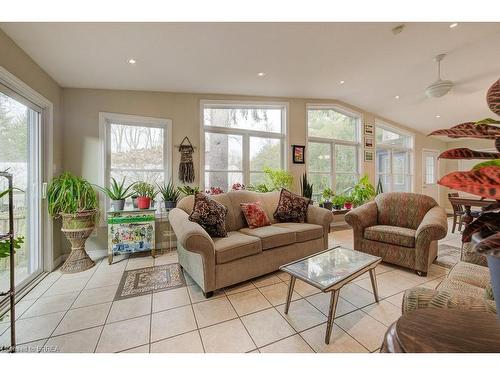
[364,225,416,248]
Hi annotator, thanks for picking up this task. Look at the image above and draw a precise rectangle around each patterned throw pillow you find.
[240,201,271,229]
[188,192,228,237]
[273,188,310,223]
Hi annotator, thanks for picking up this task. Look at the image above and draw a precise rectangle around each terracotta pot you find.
[137,196,151,209]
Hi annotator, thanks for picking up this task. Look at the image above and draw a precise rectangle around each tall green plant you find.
[349,175,376,206]
[301,173,313,199]
[248,168,294,192]
[47,172,99,218]
[158,180,181,202]
[95,177,135,200]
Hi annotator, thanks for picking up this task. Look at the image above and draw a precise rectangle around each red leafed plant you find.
[429,79,500,256]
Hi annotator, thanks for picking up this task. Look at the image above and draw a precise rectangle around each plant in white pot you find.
[47,172,99,273]
[157,180,181,209]
[96,177,135,211]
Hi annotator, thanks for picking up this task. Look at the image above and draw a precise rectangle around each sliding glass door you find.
[0,84,42,297]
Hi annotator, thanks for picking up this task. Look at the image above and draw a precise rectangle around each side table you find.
[381,308,500,353]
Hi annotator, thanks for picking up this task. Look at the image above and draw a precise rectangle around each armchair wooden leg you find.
[452,215,457,233]
[415,270,427,277]
[458,215,463,232]
[203,291,214,298]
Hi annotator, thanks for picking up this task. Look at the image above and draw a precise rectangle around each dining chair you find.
[448,193,464,233]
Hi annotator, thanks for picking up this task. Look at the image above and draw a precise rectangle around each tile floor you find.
[0,220,460,353]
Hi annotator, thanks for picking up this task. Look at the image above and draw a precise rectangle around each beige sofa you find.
[169,190,334,297]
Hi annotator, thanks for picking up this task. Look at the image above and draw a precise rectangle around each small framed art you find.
[364,150,374,162]
[292,145,305,164]
[364,123,374,136]
[364,137,374,149]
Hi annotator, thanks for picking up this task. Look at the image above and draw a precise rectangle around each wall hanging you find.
[177,136,196,183]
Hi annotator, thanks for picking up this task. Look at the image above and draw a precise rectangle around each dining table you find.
[448,196,496,226]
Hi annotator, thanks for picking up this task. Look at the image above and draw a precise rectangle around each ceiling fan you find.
[425,54,454,98]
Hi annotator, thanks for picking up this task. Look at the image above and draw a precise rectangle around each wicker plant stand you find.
[60,211,97,273]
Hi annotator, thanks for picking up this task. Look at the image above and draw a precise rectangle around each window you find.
[307,105,361,199]
[100,113,172,209]
[202,101,287,191]
[375,122,413,193]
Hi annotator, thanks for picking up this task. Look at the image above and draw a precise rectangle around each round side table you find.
[381,308,500,353]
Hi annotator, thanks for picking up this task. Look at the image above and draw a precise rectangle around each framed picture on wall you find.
[364,150,374,162]
[364,123,374,136]
[364,137,374,149]
[292,145,305,164]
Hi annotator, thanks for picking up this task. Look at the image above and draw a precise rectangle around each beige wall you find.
[0,29,64,264]
[62,88,448,251]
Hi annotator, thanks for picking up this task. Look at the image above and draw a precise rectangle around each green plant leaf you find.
[475,118,500,126]
[472,159,500,170]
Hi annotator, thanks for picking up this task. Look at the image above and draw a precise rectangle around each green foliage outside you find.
[248,167,294,192]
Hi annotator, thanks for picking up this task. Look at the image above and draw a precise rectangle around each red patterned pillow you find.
[240,201,271,229]
[273,188,310,223]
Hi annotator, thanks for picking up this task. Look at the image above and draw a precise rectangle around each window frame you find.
[306,104,362,196]
[200,100,288,190]
[99,112,172,215]
[375,120,415,193]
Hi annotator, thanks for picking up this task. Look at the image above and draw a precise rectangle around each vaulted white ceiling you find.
[2,22,500,132]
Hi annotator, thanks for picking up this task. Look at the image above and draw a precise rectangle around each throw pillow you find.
[188,192,228,237]
[240,201,271,229]
[273,188,310,223]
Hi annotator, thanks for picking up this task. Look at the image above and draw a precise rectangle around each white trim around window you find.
[306,103,363,195]
[98,112,172,217]
[199,100,289,190]
[375,119,415,193]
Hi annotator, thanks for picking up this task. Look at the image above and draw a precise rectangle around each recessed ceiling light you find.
[339,80,345,85]
[436,115,441,118]
[449,23,458,29]
[257,72,266,77]
[128,59,137,64]
[394,95,400,99]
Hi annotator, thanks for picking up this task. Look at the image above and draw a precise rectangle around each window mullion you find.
[243,134,250,186]
[330,141,335,191]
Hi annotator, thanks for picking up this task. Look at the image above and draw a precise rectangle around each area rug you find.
[434,244,461,269]
[115,263,186,301]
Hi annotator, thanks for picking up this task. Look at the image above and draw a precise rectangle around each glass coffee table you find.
[280,246,382,344]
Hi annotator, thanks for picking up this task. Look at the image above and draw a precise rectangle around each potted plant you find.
[349,175,376,207]
[178,185,201,196]
[332,194,346,210]
[133,182,156,209]
[247,167,294,192]
[343,194,353,210]
[96,177,135,211]
[158,180,181,209]
[301,173,313,202]
[428,79,500,317]
[321,187,334,210]
[47,172,99,273]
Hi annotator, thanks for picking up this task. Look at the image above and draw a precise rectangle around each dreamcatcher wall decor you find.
[176,136,196,184]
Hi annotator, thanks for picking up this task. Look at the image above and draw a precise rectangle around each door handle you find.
[42,182,48,199]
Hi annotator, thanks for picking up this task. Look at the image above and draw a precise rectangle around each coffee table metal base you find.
[284,268,380,344]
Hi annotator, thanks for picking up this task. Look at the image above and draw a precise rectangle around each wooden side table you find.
[381,308,500,353]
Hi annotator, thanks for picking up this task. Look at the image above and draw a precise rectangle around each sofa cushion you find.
[213,231,262,264]
[188,192,228,237]
[239,225,296,250]
[273,188,310,223]
[364,225,416,248]
[240,201,271,229]
[273,222,323,242]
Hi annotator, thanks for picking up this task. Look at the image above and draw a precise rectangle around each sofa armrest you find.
[169,208,215,260]
[345,201,378,249]
[414,206,448,271]
[403,287,496,315]
[307,205,334,248]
